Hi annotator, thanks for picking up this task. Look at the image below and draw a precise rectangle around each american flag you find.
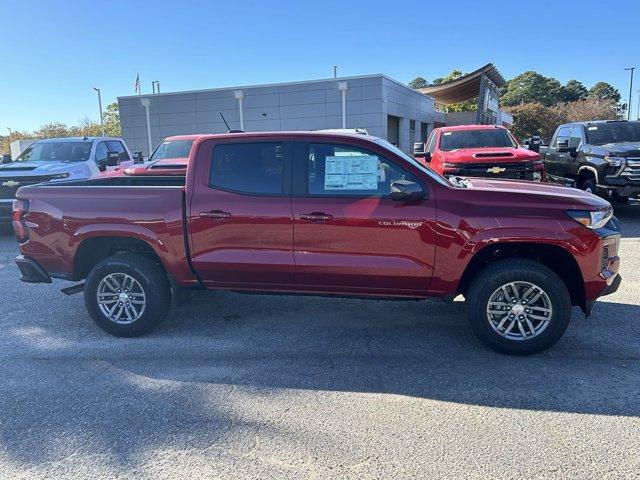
[134,73,140,94]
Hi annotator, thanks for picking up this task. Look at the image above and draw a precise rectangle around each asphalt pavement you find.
[0,204,639,479]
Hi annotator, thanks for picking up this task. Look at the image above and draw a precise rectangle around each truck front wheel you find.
[466,259,571,355]
[84,253,171,337]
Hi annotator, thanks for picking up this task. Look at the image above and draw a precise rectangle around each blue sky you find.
[1,0,638,132]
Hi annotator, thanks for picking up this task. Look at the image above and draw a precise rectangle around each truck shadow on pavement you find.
[0,229,639,468]
[615,201,640,238]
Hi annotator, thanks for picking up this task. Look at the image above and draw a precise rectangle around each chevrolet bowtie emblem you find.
[487,166,506,174]
[2,180,20,187]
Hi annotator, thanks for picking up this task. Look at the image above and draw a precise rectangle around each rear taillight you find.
[12,199,30,243]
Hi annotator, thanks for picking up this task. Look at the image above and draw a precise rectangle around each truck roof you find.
[561,119,640,127]
[189,131,383,142]
[32,136,123,143]
[437,124,507,132]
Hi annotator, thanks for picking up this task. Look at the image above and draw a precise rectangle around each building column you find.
[398,117,410,153]
[234,90,244,130]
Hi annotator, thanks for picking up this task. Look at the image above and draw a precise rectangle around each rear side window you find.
[210,142,284,195]
[106,141,131,161]
[307,143,420,197]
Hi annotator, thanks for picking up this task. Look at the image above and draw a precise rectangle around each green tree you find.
[505,102,564,141]
[561,80,588,102]
[588,82,621,103]
[501,71,564,107]
[103,102,121,137]
[408,77,429,89]
[34,122,71,138]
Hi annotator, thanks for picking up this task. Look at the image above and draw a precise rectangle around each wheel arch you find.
[457,241,586,312]
[72,234,166,281]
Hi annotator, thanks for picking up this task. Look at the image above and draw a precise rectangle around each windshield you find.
[440,129,516,151]
[15,141,92,162]
[374,138,450,186]
[584,122,640,145]
[150,139,194,161]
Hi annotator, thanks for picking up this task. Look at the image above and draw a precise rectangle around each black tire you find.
[466,259,571,355]
[84,253,171,337]
[581,178,597,195]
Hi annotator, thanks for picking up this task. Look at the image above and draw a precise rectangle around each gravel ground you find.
[0,204,639,479]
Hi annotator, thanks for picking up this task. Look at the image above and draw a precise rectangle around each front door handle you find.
[298,212,333,221]
[199,210,231,219]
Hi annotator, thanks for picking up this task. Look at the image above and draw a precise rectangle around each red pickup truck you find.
[12,131,621,354]
[416,125,545,181]
[122,134,199,176]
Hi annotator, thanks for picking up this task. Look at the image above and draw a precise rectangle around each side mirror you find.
[558,145,577,155]
[1,154,11,164]
[133,151,144,164]
[556,137,569,149]
[96,158,108,172]
[390,180,426,201]
[106,151,120,166]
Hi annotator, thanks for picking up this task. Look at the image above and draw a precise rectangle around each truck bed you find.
[15,178,196,285]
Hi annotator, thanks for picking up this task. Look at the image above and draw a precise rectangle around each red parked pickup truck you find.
[13,131,621,354]
[122,135,199,176]
[416,125,545,181]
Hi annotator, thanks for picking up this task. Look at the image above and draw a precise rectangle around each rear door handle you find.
[298,212,333,221]
[199,210,231,219]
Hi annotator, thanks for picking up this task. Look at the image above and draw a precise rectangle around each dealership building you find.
[118,64,512,156]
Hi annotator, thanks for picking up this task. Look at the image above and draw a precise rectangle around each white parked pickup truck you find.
[0,136,137,222]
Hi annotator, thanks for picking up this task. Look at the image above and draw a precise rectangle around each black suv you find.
[540,120,640,204]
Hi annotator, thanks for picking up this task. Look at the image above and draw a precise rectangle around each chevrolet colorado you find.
[13,131,621,354]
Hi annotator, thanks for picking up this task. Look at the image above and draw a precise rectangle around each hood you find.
[441,147,539,164]
[124,157,188,176]
[0,161,80,176]
[596,143,640,156]
[466,178,610,210]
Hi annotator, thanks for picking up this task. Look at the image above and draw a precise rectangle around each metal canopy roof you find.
[416,63,505,104]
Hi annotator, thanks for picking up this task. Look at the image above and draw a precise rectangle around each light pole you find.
[93,87,105,137]
[6,127,11,140]
[624,67,635,121]
[141,97,153,157]
[637,89,640,120]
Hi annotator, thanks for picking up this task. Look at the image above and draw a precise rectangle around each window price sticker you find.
[324,156,379,190]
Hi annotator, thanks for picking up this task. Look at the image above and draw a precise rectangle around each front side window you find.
[552,127,571,147]
[439,128,516,151]
[210,142,284,195]
[307,143,419,196]
[95,142,108,163]
[425,131,437,154]
[569,126,583,149]
[15,141,92,162]
[107,140,130,161]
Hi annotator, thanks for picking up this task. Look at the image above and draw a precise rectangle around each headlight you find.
[604,156,625,168]
[567,208,613,230]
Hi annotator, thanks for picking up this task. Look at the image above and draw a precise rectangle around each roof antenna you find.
[220,112,244,133]
[220,112,231,131]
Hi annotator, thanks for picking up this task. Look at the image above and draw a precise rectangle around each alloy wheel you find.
[96,273,147,324]
[486,281,553,341]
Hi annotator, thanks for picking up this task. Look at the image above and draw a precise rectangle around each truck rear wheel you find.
[466,259,571,355]
[84,253,171,337]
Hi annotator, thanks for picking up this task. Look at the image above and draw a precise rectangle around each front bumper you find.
[0,199,13,223]
[15,255,52,283]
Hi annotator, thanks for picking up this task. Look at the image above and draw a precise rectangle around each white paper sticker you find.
[443,131,452,136]
[587,126,598,131]
[324,156,379,190]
